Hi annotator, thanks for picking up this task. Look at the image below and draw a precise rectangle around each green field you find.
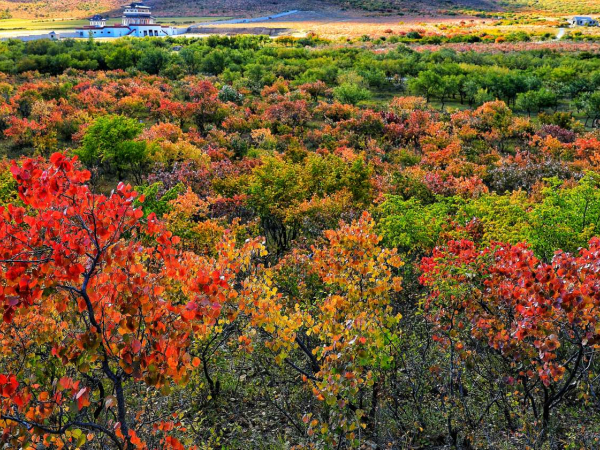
[0,16,231,31]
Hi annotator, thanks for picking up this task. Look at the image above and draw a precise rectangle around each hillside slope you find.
[0,0,595,19]
[139,0,496,16]
[0,0,486,19]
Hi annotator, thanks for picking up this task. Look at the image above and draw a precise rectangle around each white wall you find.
[129,25,175,37]
[76,28,130,38]
[74,24,177,39]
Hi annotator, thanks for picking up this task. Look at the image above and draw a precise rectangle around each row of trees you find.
[0,36,599,119]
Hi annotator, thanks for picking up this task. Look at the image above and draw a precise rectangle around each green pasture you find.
[0,16,231,31]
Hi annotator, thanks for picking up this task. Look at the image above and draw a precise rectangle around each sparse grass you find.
[154,16,232,25]
[497,0,600,14]
[340,0,600,14]
[0,18,89,31]
[0,16,230,31]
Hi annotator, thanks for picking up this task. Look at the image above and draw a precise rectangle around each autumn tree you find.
[76,115,148,182]
[420,239,600,444]
[0,153,258,449]
[246,154,372,254]
[244,213,403,447]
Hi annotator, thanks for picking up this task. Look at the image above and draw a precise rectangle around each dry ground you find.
[188,10,575,40]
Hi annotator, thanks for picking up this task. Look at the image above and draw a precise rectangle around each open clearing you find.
[185,9,591,40]
[188,10,513,39]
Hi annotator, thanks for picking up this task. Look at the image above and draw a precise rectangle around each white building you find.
[569,16,599,27]
[76,2,176,38]
[122,3,153,26]
[89,15,107,27]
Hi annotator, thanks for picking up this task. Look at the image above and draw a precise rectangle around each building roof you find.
[125,2,151,8]
[77,24,130,29]
[573,16,595,20]
[77,23,170,30]
[128,24,171,28]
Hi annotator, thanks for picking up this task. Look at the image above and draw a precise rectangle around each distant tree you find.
[105,46,138,70]
[333,83,371,105]
[178,46,203,74]
[138,48,170,75]
[516,90,538,116]
[76,115,147,181]
[409,70,443,103]
[218,84,244,104]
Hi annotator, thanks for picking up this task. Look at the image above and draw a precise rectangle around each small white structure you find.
[89,15,107,27]
[569,16,599,27]
[76,2,176,38]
